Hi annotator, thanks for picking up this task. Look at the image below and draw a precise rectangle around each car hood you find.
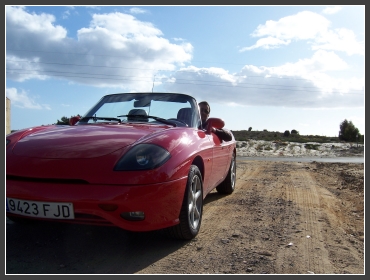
[11,124,165,159]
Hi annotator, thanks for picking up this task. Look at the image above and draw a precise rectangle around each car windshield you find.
[78,92,201,128]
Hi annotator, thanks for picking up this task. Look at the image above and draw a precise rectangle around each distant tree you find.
[291,129,299,135]
[56,114,81,125]
[283,130,290,137]
[248,127,252,131]
[339,119,360,142]
[56,116,69,125]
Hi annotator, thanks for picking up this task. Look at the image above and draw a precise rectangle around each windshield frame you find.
[78,92,201,128]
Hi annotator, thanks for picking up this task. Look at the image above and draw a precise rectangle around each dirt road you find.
[6,160,364,274]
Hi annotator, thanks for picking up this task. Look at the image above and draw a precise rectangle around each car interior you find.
[177,108,192,127]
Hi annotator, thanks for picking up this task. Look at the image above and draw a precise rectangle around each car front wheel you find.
[166,165,203,240]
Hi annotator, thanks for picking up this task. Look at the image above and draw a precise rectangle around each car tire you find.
[166,165,203,240]
[216,152,236,194]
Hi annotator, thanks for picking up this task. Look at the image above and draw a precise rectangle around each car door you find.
[205,132,231,193]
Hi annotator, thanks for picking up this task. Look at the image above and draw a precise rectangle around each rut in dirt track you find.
[273,163,333,273]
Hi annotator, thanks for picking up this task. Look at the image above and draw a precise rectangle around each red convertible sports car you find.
[6,92,236,240]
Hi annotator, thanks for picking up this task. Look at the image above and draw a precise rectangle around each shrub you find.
[304,144,320,150]
[291,129,299,135]
[284,130,290,137]
[256,144,264,151]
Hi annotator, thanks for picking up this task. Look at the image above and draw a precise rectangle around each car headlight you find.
[114,144,171,171]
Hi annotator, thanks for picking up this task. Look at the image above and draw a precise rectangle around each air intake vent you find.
[6,175,89,184]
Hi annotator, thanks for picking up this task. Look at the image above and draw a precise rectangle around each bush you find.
[56,114,81,125]
[305,144,320,150]
[56,116,69,125]
[291,129,299,134]
[283,130,290,137]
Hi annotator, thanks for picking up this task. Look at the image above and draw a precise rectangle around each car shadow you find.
[6,218,189,274]
[6,190,231,274]
[203,191,228,206]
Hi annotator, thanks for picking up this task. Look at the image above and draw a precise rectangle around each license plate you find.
[6,198,74,219]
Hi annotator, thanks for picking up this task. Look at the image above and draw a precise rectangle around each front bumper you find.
[6,176,188,232]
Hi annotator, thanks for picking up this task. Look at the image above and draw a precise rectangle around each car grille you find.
[73,213,115,226]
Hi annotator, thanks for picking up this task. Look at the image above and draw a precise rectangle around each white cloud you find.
[62,10,71,19]
[322,6,342,15]
[6,54,50,82]
[6,7,193,91]
[347,115,365,133]
[6,6,67,41]
[250,11,330,40]
[241,10,364,56]
[129,7,148,14]
[272,50,348,76]
[268,50,364,96]
[83,12,163,37]
[312,28,364,56]
[86,6,101,10]
[162,50,364,109]
[6,87,51,110]
[240,37,290,51]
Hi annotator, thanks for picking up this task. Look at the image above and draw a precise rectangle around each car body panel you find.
[11,124,161,158]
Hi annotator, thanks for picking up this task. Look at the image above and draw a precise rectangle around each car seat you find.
[177,108,193,127]
[127,109,148,122]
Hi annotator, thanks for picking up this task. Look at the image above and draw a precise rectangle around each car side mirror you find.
[69,116,81,126]
[206,118,225,134]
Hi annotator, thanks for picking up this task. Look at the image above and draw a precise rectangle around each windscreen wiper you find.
[80,116,122,123]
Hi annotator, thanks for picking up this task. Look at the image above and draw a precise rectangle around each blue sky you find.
[6,5,364,137]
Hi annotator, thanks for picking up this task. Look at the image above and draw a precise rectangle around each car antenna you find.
[152,75,156,93]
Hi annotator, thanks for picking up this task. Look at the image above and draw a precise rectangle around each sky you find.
[5,5,365,137]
